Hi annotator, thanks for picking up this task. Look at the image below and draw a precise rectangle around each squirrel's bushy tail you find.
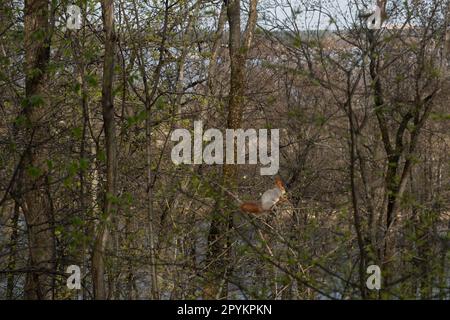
[240,201,265,214]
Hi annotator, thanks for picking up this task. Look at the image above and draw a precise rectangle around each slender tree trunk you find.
[92,0,116,300]
[146,110,159,299]
[207,3,227,92]
[203,0,258,299]
[72,9,90,298]
[6,201,20,299]
[346,96,367,299]
[21,0,56,300]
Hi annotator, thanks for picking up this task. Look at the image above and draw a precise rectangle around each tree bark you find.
[21,0,56,300]
[203,0,258,299]
[92,0,116,300]
[6,201,20,299]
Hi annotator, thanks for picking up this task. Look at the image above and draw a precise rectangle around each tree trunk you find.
[6,201,20,299]
[21,0,56,300]
[203,0,258,299]
[92,0,116,300]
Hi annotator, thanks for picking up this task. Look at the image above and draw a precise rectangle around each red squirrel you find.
[240,176,286,214]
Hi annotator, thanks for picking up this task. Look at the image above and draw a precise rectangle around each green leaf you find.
[71,126,83,140]
[29,94,45,107]
[79,158,89,171]
[27,166,42,178]
[86,74,98,87]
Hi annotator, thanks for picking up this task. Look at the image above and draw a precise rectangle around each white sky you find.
[258,0,374,30]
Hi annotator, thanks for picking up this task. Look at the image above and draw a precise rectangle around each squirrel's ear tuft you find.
[274,175,285,190]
